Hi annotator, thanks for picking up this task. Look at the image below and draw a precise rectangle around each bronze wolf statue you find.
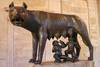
[6,2,93,64]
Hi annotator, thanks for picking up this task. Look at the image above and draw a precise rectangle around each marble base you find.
[34,61,94,67]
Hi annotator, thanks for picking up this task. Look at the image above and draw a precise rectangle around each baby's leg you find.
[53,54,61,63]
[71,51,76,62]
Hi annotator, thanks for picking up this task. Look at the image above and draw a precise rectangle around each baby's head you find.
[52,40,59,46]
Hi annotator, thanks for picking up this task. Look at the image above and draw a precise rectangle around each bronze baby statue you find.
[60,40,77,62]
[52,40,66,63]
[65,27,79,62]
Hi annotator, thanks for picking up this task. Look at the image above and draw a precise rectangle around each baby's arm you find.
[59,40,67,48]
[52,47,55,52]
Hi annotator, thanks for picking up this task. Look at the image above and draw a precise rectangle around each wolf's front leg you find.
[29,33,39,63]
[35,31,47,64]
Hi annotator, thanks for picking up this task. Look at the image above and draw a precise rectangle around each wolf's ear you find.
[23,2,27,9]
[9,2,14,8]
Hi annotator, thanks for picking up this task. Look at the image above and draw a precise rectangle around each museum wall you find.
[0,0,99,67]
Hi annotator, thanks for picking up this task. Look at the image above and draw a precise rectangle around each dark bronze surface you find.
[52,28,80,63]
[6,2,93,64]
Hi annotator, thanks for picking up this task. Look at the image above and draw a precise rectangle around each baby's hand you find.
[59,40,64,43]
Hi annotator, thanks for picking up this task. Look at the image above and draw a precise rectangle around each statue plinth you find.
[34,61,94,67]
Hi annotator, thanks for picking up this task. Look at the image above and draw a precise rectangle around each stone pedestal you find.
[34,61,94,67]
